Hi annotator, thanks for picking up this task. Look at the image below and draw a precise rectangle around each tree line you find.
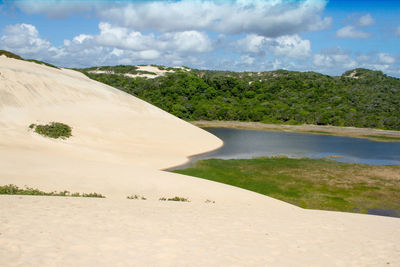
[80,66,400,130]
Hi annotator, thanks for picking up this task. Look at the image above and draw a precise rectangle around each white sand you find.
[0,56,399,266]
[88,65,186,79]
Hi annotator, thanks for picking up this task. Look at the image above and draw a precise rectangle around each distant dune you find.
[0,55,399,266]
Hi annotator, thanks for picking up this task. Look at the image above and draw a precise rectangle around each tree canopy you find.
[79,66,400,130]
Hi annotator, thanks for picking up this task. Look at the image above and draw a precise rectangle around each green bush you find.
[0,184,105,198]
[31,122,72,139]
[127,194,146,200]
[167,196,190,202]
[0,50,23,60]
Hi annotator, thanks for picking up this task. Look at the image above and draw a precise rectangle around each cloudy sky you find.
[0,0,399,76]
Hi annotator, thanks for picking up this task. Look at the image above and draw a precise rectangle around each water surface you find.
[175,128,400,169]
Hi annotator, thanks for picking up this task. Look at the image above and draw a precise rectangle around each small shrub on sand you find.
[159,196,189,202]
[0,184,105,198]
[167,196,190,202]
[127,195,146,200]
[30,122,72,139]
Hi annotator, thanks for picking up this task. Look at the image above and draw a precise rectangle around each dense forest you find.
[80,65,400,130]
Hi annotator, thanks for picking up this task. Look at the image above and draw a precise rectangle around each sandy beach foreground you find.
[0,56,399,266]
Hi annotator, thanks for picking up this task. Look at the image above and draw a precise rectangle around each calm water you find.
[174,128,400,169]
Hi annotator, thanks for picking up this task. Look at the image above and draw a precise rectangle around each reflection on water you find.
[368,209,400,218]
[174,128,400,169]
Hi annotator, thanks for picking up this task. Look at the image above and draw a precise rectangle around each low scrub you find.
[127,195,146,200]
[159,196,190,202]
[0,50,23,60]
[30,122,72,139]
[0,184,105,198]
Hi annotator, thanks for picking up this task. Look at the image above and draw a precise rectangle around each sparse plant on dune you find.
[0,184,105,198]
[127,195,147,200]
[30,122,72,139]
[159,196,190,202]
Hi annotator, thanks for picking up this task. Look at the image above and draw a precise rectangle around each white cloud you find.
[236,34,311,59]
[0,22,212,67]
[9,0,331,37]
[95,22,156,51]
[378,53,395,64]
[159,31,212,53]
[0,23,57,57]
[313,52,356,69]
[310,48,400,77]
[93,23,213,54]
[236,34,267,54]
[336,26,371,39]
[1,22,399,78]
[356,13,375,27]
[272,35,311,59]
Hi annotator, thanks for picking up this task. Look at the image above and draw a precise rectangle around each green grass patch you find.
[0,184,105,198]
[30,122,72,139]
[173,157,400,215]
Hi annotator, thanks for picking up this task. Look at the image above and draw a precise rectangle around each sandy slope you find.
[0,56,399,266]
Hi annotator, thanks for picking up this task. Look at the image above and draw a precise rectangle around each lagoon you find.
[176,128,400,169]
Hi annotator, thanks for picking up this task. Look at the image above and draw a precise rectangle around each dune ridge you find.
[0,56,399,266]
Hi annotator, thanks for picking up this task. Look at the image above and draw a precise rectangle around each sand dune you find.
[0,56,399,266]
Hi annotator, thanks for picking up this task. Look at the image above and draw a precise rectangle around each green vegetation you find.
[0,184,105,198]
[25,59,60,69]
[0,50,23,60]
[30,122,72,139]
[173,157,400,215]
[0,50,59,69]
[80,66,400,130]
[159,196,190,202]
[167,196,190,202]
[127,194,147,200]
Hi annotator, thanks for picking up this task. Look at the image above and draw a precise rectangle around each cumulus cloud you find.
[336,26,371,39]
[378,53,395,64]
[0,23,58,58]
[103,0,331,37]
[313,48,357,69]
[236,34,311,59]
[0,22,212,67]
[6,0,331,37]
[309,47,400,77]
[356,13,375,27]
[95,22,156,51]
[93,23,212,54]
[1,22,398,78]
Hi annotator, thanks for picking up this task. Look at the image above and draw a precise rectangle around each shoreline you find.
[190,120,400,142]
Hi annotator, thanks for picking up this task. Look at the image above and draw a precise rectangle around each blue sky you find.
[0,0,399,77]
